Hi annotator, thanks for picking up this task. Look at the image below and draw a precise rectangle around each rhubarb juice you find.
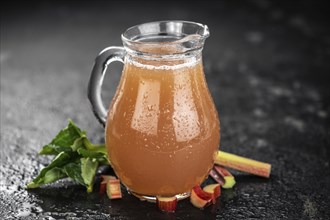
[105,56,220,197]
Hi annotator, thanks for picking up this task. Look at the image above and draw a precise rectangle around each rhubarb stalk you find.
[215,151,271,178]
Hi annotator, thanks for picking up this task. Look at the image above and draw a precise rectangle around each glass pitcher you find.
[88,21,220,200]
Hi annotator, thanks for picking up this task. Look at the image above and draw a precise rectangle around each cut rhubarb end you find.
[222,176,236,189]
[215,151,271,178]
[190,186,213,209]
[106,179,122,199]
[156,196,178,212]
[213,166,236,189]
[100,175,117,195]
[203,184,221,204]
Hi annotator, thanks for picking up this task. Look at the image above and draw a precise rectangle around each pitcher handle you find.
[88,47,126,127]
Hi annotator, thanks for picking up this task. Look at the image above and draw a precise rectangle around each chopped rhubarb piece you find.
[99,182,107,194]
[209,169,225,186]
[156,196,178,212]
[99,175,116,195]
[215,151,271,178]
[203,184,221,204]
[106,179,122,199]
[213,165,236,189]
[190,185,213,209]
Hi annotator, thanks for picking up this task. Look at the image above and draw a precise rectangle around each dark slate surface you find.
[1,1,329,219]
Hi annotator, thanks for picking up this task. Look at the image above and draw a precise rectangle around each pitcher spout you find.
[202,24,210,40]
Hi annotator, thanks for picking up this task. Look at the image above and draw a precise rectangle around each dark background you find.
[1,0,329,219]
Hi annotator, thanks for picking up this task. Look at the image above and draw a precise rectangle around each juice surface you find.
[105,56,220,197]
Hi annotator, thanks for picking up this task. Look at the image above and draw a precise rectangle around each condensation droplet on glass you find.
[143,93,148,99]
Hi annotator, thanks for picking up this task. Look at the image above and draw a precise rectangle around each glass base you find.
[128,190,190,203]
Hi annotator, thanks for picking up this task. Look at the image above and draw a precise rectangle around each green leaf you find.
[43,168,67,184]
[77,148,104,159]
[27,119,109,192]
[70,137,87,152]
[81,157,99,193]
[39,120,85,155]
[77,148,109,165]
[27,151,75,188]
[62,162,85,186]
[39,145,73,155]
[82,139,107,153]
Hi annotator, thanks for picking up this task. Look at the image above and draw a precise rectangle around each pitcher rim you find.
[121,20,210,56]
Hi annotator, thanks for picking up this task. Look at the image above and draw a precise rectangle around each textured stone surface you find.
[1,1,329,219]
